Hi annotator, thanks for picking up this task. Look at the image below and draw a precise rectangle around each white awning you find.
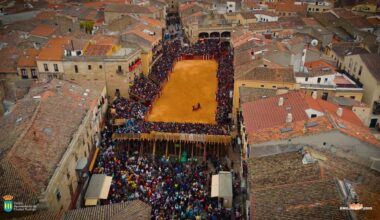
[85,174,112,206]
[211,171,233,198]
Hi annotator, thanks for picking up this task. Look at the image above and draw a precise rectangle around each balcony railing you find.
[129,59,142,72]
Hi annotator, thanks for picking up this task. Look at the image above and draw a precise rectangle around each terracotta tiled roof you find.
[84,44,112,56]
[295,67,335,77]
[359,53,380,81]
[303,95,364,128]
[62,200,151,220]
[239,12,257,20]
[275,0,306,13]
[105,4,155,14]
[242,91,379,145]
[237,67,296,83]
[140,16,164,28]
[124,23,161,44]
[301,17,320,26]
[37,36,72,61]
[239,87,278,105]
[30,24,56,37]
[36,11,57,20]
[332,43,368,57]
[0,47,22,73]
[17,48,40,67]
[242,92,309,132]
[345,17,372,29]
[83,1,108,9]
[179,2,196,12]
[91,34,118,46]
[17,211,62,220]
[304,60,336,71]
[248,151,349,220]
[367,17,380,26]
[6,80,103,192]
[249,21,282,31]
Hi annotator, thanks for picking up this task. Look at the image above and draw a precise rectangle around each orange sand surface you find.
[146,60,218,124]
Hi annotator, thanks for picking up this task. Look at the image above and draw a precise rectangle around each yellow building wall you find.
[300,88,363,102]
[334,91,363,101]
[343,55,380,108]
[141,51,153,76]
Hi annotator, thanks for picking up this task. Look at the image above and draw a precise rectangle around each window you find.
[316,8,319,12]
[350,96,356,100]
[68,28,72,32]
[317,78,321,83]
[99,65,102,69]
[74,65,78,73]
[305,77,308,82]
[54,64,58,72]
[260,85,264,88]
[88,65,91,70]
[56,189,61,201]
[272,85,276,88]
[324,78,328,83]
[67,172,70,180]
[311,114,317,118]
[31,69,37,79]
[43,64,48,72]
[358,66,362,76]
[21,69,28,79]
[118,65,122,72]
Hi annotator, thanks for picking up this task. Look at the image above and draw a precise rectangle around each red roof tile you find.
[242,92,309,132]
[17,48,40,67]
[242,91,380,146]
[84,44,112,56]
[30,25,56,37]
[304,60,336,71]
[37,36,72,61]
[36,11,57,20]
[275,0,306,13]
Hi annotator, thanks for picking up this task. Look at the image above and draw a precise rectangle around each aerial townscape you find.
[0,0,380,219]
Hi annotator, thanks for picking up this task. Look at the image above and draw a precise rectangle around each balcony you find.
[129,59,142,72]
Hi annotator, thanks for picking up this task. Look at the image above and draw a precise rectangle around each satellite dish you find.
[311,39,318,47]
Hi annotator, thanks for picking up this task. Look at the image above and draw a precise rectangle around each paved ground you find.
[146,59,218,124]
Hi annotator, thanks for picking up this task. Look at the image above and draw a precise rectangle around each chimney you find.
[278,97,284,106]
[336,107,343,117]
[312,91,318,100]
[286,113,293,123]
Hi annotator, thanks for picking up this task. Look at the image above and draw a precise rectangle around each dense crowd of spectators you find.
[130,76,161,103]
[216,53,234,124]
[113,38,233,135]
[113,98,148,120]
[150,40,182,83]
[94,127,237,219]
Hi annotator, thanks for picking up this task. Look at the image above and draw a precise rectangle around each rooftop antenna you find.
[299,39,318,73]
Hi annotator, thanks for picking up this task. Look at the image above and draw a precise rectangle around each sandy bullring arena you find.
[146,59,218,124]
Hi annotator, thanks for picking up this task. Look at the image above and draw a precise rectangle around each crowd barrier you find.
[112,131,231,144]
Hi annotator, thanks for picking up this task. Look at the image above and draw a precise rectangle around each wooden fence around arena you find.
[112,131,231,144]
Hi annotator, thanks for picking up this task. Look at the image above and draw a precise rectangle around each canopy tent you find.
[85,174,112,206]
[211,171,233,208]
